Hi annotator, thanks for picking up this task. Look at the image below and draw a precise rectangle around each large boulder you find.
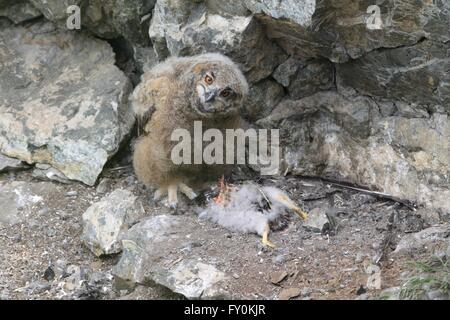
[393,224,450,256]
[0,21,134,185]
[149,0,287,83]
[82,189,145,257]
[113,215,230,299]
[258,91,450,213]
[250,0,450,61]
[0,0,42,24]
[338,40,450,107]
[0,154,26,172]
[26,0,156,45]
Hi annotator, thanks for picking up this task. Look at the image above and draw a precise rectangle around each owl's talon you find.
[168,202,178,210]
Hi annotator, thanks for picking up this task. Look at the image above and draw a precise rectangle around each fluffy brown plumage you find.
[131,53,249,208]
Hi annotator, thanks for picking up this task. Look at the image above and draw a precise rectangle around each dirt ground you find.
[0,162,444,300]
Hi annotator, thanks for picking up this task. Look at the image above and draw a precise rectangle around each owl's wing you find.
[131,56,189,133]
[130,72,176,135]
[132,73,169,115]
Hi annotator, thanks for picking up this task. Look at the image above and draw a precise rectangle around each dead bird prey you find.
[198,182,308,247]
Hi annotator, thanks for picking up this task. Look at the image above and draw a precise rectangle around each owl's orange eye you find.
[204,75,214,85]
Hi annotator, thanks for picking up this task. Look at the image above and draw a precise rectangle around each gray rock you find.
[380,287,401,300]
[273,57,334,99]
[426,289,448,300]
[206,0,250,17]
[338,40,450,107]
[62,265,87,292]
[52,259,68,280]
[272,255,286,265]
[149,0,287,83]
[0,0,42,24]
[0,181,45,228]
[255,0,449,62]
[258,91,450,213]
[113,215,230,299]
[150,259,229,299]
[286,59,334,99]
[272,57,302,87]
[417,208,442,226]
[27,0,156,45]
[394,224,450,256]
[133,45,159,74]
[32,165,71,184]
[26,281,51,294]
[82,189,145,257]
[26,0,83,21]
[0,21,134,186]
[0,154,26,172]
[366,264,382,290]
[278,287,301,300]
[244,79,285,121]
[302,207,330,233]
[245,0,315,26]
[96,178,113,195]
[355,252,367,264]
[0,289,10,300]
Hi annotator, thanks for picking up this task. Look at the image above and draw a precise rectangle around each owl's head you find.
[185,53,249,118]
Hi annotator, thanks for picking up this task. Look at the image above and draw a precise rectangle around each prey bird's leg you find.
[167,184,178,209]
[154,187,167,201]
[276,193,308,220]
[262,223,276,248]
[178,183,197,200]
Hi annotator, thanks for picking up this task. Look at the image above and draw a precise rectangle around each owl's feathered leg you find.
[167,184,178,209]
[160,183,197,209]
[262,223,276,248]
[178,183,198,200]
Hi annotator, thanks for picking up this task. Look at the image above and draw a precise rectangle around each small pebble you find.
[43,266,55,281]
[273,255,285,265]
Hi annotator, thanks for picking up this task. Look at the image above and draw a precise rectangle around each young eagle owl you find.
[131,53,249,208]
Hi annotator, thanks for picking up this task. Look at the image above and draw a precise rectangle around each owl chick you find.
[131,53,249,208]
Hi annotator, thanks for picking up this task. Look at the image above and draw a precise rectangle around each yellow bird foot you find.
[275,193,308,220]
[262,224,276,248]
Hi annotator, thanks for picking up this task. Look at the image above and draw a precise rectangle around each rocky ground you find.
[1,161,448,300]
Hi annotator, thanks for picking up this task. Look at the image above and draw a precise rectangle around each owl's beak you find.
[204,88,218,102]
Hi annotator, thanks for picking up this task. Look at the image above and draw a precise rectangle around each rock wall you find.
[0,0,448,212]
